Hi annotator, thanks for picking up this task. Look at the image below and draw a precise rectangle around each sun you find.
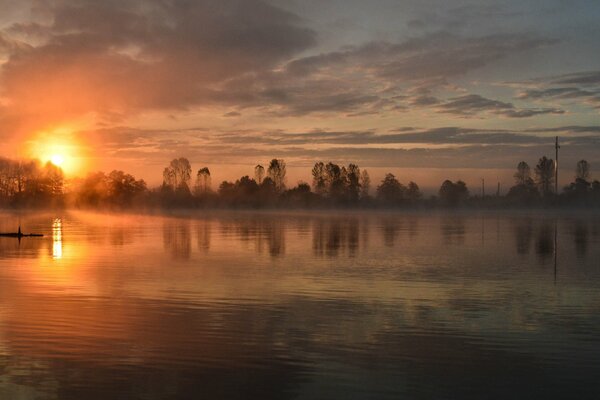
[25,126,89,176]
[50,154,65,167]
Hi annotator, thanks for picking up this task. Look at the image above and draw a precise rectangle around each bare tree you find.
[576,160,590,181]
[163,158,192,191]
[267,159,286,192]
[346,164,361,203]
[195,167,211,194]
[514,161,531,185]
[360,170,371,198]
[535,156,555,196]
[311,162,326,195]
[254,164,265,184]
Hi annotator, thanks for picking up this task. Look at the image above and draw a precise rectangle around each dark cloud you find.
[518,87,597,100]
[0,1,564,123]
[436,94,512,115]
[511,70,600,110]
[552,71,600,86]
[155,126,600,147]
[433,94,564,118]
[0,0,317,126]
[285,32,555,83]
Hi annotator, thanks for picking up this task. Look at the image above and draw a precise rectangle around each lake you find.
[0,210,599,399]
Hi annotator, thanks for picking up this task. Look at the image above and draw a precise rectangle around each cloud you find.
[511,70,600,110]
[0,0,317,129]
[429,94,564,118]
[218,32,559,116]
[0,0,563,125]
[285,32,556,83]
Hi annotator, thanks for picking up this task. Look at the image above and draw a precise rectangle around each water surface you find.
[0,210,599,399]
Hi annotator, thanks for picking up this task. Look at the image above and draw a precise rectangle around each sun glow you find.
[50,154,65,167]
[26,127,88,175]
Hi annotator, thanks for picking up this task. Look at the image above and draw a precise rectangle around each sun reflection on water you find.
[52,218,62,259]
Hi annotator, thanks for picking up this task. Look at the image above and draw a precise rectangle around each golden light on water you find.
[52,218,63,260]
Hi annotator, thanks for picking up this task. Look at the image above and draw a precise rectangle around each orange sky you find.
[1,0,599,190]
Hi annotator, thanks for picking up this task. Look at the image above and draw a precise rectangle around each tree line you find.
[0,155,598,209]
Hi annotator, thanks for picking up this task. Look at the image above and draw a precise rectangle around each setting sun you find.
[24,127,88,175]
[50,154,65,167]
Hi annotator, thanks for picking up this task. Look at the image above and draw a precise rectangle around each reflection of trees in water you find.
[571,220,589,258]
[196,220,211,253]
[536,223,554,261]
[163,220,191,260]
[407,217,419,239]
[441,217,466,245]
[381,218,403,247]
[514,218,591,261]
[221,218,285,257]
[109,227,135,247]
[264,220,285,257]
[513,219,534,255]
[313,217,360,257]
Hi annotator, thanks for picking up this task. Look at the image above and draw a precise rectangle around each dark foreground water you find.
[0,210,599,399]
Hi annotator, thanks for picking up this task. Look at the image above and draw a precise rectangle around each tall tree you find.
[311,162,327,195]
[438,180,469,206]
[576,159,590,181]
[406,181,422,202]
[376,173,406,204]
[325,162,345,201]
[360,170,371,199]
[346,164,361,203]
[254,164,265,184]
[514,161,531,185]
[535,156,555,196]
[195,167,211,194]
[163,158,192,191]
[267,159,286,192]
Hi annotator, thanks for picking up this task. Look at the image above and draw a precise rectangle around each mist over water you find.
[0,210,599,399]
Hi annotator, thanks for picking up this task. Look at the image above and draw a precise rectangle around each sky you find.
[0,0,599,191]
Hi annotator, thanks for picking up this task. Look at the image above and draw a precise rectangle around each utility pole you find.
[555,136,560,195]
[482,178,485,198]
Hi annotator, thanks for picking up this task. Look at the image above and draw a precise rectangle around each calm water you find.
[0,210,599,399]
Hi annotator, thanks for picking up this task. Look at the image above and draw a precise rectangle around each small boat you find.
[0,227,44,238]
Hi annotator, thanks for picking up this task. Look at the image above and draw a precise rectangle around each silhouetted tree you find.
[377,173,406,205]
[107,170,147,206]
[258,177,278,205]
[48,164,64,195]
[325,162,348,203]
[76,171,109,206]
[254,164,265,184]
[360,170,371,199]
[346,164,361,203]
[163,158,192,192]
[563,160,592,203]
[195,167,211,195]
[514,161,531,185]
[267,159,286,192]
[281,182,318,207]
[312,162,327,196]
[438,180,468,207]
[535,156,555,197]
[575,160,590,181]
[508,161,539,204]
[406,181,422,203]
